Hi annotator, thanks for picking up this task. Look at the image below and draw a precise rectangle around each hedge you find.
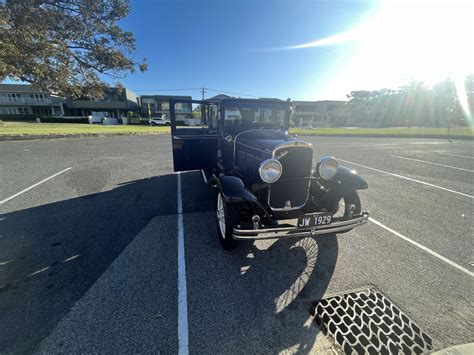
[0,114,89,124]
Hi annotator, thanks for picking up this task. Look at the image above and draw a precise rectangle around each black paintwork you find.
[169,99,218,172]
[170,98,368,224]
[217,175,256,203]
[311,166,368,212]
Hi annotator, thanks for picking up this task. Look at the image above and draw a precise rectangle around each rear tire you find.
[216,193,240,250]
[336,191,361,234]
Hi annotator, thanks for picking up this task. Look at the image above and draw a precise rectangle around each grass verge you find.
[0,122,170,138]
[0,122,472,140]
[290,127,473,139]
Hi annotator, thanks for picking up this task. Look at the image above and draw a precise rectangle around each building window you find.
[0,107,18,114]
[32,107,52,115]
[29,93,46,102]
[0,93,21,102]
[161,101,170,111]
[17,107,30,115]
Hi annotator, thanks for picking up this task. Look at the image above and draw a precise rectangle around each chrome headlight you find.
[318,157,338,180]
[259,159,282,183]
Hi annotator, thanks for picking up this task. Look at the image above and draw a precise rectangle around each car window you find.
[224,106,287,127]
[209,104,218,130]
[172,102,212,131]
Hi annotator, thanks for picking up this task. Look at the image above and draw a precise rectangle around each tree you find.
[0,0,147,97]
[346,90,382,127]
[432,78,458,128]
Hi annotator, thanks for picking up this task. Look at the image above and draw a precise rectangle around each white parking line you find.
[176,172,189,355]
[0,167,72,205]
[438,152,474,160]
[337,158,473,199]
[369,218,473,277]
[391,155,474,173]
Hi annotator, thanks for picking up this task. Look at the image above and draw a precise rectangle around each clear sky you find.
[120,0,376,100]
[119,0,473,101]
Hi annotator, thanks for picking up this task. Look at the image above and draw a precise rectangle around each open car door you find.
[170,99,218,172]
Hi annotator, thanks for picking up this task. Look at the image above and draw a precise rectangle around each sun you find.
[307,0,472,117]
[351,0,473,87]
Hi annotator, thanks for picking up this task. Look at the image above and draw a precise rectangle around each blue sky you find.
[120,0,379,100]
[6,0,472,101]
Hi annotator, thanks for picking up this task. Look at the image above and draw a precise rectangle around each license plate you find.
[297,213,332,228]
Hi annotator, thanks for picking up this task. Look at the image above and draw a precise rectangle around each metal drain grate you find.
[312,288,433,354]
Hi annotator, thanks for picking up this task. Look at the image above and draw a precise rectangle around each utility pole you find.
[200,85,207,100]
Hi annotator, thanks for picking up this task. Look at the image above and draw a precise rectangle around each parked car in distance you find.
[169,98,370,251]
[150,117,171,126]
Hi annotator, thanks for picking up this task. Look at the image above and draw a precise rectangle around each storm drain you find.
[311,288,433,354]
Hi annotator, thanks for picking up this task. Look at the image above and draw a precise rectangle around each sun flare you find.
[350,0,473,87]
[284,1,473,111]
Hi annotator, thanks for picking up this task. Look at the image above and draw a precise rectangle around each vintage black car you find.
[170,98,370,250]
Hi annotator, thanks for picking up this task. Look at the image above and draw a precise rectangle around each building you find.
[0,84,64,116]
[292,100,351,127]
[0,84,138,119]
[139,95,192,119]
[63,87,138,118]
[207,94,233,101]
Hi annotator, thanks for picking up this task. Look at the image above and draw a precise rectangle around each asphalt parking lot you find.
[0,135,473,353]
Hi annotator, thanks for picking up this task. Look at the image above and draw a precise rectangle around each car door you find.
[170,99,218,172]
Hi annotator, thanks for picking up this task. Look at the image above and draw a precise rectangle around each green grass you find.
[1,122,472,139]
[0,121,170,136]
[290,126,474,139]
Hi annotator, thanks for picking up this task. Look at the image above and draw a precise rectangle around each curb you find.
[0,132,169,141]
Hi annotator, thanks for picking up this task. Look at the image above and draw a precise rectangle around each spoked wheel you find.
[216,193,240,250]
[332,191,361,234]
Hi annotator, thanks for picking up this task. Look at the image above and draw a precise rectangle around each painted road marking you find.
[437,152,474,160]
[369,218,473,277]
[391,155,474,173]
[0,167,72,205]
[337,159,473,199]
[176,172,189,355]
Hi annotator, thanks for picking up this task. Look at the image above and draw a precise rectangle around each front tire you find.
[216,193,240,250]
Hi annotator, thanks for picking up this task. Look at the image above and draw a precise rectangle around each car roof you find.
[217,98,291,110]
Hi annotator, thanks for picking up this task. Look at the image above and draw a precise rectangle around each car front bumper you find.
[232,212,370,240]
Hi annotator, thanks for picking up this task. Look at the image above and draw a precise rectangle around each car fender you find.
[216,175,257,203]
[314,166,368,212]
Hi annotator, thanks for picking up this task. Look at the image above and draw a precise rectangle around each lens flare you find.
[265,0,473,120]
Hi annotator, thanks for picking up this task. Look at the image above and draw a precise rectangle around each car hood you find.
[234,129,298,153]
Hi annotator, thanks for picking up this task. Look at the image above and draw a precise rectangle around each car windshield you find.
[223,106,287,128]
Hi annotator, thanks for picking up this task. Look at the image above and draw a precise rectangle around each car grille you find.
[269,145,313,209]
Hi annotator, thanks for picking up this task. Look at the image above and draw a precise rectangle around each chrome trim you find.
[271,140,312,158]
[317,156,338,180]
[268,142,313,211]
[258,158,283,183]
[232,212,370,240]
[200,169,208,184]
